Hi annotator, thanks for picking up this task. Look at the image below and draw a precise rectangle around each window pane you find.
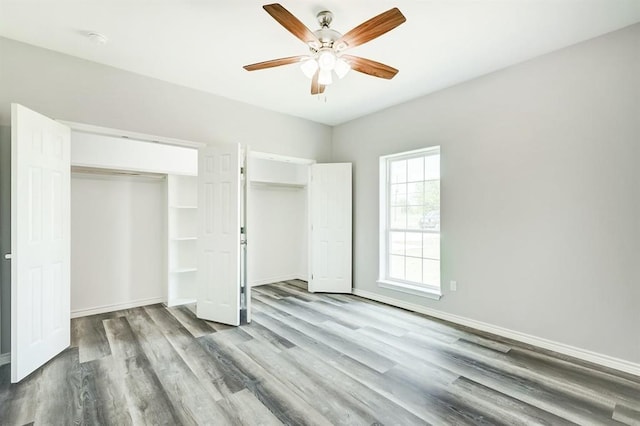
[390,160,407,183]
[423,259,440,287]
[423,233,440,260]
[390,207,406,229]
[390,232,405,255]
[406,257,422,283]
[383,148,440,290]
[390,183,407,206]
[425,154,440,180]
[406,206,423,229]
[420,209,439,231]
[407,182,424,205]
[407,157,424,182]
[405,232,422,257]
[424,180,440,213]
[390,255,405,280]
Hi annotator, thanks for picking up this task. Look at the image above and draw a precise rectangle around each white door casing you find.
[309,163,352,293]
[240,147,250,323]
[11,104,71,383]
[197,143,241,325]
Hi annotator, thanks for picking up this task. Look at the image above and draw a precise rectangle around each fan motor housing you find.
[312,10,342,49]
[313,28,342,47]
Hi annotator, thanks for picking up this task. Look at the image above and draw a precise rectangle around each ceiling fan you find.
[243,3,406,95]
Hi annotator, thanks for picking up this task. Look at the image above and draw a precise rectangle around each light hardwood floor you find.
[1,280,639,425]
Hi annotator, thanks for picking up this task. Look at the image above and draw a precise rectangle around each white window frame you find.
[378,146,442,300]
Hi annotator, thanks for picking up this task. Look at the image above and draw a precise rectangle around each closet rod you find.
[71,166,166,180]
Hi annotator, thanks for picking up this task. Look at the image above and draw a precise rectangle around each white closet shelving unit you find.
[167,174,198,306]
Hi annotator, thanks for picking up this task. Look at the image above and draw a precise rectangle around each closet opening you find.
[70,166,168,317]
[247,152,313,295]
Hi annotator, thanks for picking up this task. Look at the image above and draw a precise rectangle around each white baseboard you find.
[250,275,307,287]
[352,288,640,377]
[71,296,166,318]
[0,352,9,367]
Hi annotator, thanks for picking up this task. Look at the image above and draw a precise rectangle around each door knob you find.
[4,253,12,260]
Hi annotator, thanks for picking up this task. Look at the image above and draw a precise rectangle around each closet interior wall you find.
[247,155,310,287]
[71,170,167,316]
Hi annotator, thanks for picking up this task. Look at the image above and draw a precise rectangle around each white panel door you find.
[11,104,71,383]
[309,163,352,293]
[197,143,241,325]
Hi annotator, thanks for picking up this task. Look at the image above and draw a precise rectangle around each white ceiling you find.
[1,0,639,126]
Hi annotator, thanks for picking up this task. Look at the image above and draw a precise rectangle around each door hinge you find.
[311,273,314,280]
[240,167,244,175]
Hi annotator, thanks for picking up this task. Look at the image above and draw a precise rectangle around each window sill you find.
[377,280,442,300]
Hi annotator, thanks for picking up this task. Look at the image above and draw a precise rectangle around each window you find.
[379,147,441,298]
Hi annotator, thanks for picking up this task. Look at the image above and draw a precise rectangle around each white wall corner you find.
[352,288,640,377]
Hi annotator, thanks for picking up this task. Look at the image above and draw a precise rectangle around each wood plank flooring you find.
[1,280,639,425]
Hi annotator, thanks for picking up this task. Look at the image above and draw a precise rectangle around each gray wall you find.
[0,126,9,354]
[0,37,332,355]
[0,37,332,161]
[332,23,640,364]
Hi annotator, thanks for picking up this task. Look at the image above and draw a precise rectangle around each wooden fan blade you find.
[263,3,320,46]
[311,71,326,95]
[341,55,398,79]
[335,8,406,50]
[243,55,307,71]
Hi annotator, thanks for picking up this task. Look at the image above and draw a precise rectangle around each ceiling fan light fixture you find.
[243,4,406,95]
[300,58,318,79]
[318,69,333,85]
[334,58,350,79]
[317,49,337,71]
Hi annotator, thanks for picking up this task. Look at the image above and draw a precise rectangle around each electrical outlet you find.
[450,280,457,291]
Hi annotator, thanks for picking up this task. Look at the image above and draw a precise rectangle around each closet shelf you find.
[167,174,199,308]
[171,267,198,273]
[250,180,306,189]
